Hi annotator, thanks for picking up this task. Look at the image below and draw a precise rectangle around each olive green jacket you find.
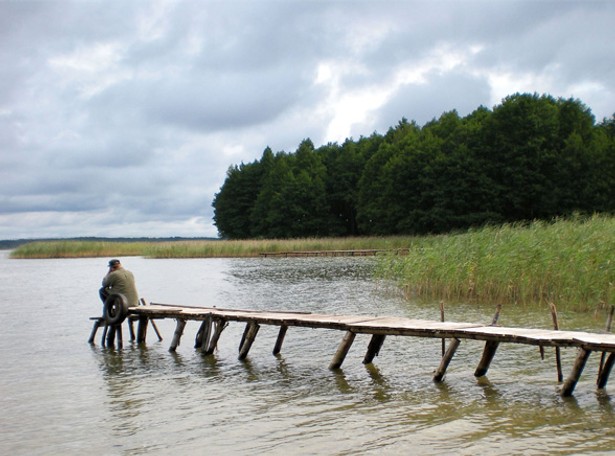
[102,269,139,307]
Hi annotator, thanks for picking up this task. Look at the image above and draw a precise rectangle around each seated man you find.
[99,259,140,308]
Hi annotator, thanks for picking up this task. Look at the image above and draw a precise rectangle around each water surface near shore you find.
[1,251,614,455]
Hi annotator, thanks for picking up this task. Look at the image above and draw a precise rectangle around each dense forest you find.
[212,93,615,239]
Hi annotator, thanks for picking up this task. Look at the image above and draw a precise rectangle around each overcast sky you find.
[1,0,614,240]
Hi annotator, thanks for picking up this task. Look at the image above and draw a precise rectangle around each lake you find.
[1,250,615,455]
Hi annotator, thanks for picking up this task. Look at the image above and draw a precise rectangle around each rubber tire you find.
[104,293,129,325]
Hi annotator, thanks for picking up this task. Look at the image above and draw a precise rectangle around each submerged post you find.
[550,303,563,383]
[128,318,136,342]
[195,317,212,349]
[116,324,123,349]
[440,301,446,356]
[330,331,356,369]
[204,318,227,355]
[434,337,461,382]
[561,348,591,397]
[597,352,615,389]
[363,334,386,364]
[137,316,148,344]
[101,323,109,347]
[88,318,102,344]
[169,319,187,352]
[598,306,615,379]
[238,322,260,360]
[475,340,499,377]
[273,325,288,355]
[106,325,116,348]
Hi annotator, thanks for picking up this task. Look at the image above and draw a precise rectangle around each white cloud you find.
[0,0,614,240]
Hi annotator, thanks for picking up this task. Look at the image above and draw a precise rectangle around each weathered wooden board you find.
[129,304,615,353]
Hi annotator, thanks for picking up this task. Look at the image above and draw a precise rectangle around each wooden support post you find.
[137,316,148,343]
[273,325,288,355]
[597,352,615,389]
[550,302,563,383]
[434,337,461,382]
[194,317,212,349]
[363,334,386,365]
[598,305,615,379]
[491,304,502,326]
[169,319,187,352]
[329,331,356,369]
[88,318,102,344]
[561,348,592,397]
[128,318,136,342]
[141,298,163,341]
[101,323,108,347]
[238,322,260,360]
[474,340,499,377]
[106,325,116,348]
[116,324,123,349]
[204,319,227,355]
[150,319,163,341]
[440,301,445,356]
[239,323,250,353]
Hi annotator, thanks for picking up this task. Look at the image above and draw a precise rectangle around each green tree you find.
[250,151,292,237]
[357,120,420,234]
[482,93,562,221]
[322,134,382,235]
[212,158,265,239]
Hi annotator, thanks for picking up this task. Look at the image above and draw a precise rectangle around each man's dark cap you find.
[108,259,121,267]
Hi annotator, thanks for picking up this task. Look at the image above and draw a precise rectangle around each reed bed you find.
[10,215,613,310]
[9,236,411,259]
[9,240,149,259]
[376,214,614,311]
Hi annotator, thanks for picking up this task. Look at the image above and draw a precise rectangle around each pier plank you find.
[125,303,615,396]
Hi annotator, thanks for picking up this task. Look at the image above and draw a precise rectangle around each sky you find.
[1,0,614,240]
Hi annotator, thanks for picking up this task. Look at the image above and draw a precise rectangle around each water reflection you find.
[364,363,393,402]
[94,348,145,438]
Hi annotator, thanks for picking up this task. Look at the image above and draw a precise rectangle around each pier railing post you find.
[330,331,356,369]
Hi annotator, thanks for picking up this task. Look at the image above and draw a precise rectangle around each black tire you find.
[104,293,129,325]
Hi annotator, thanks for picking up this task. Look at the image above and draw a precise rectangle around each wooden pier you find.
[91,303,615,397]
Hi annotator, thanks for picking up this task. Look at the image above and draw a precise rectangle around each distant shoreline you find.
[0,237,218,250]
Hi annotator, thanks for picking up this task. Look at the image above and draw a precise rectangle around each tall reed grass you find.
[376,214,614,311]
[9,237,411,259]
[10,215,613,310]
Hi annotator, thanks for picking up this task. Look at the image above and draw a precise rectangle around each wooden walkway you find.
[94,303,615,397]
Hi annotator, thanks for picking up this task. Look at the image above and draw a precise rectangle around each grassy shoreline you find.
[9,214,614,310]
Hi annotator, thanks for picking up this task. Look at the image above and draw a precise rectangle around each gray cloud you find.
[1,0,614,239]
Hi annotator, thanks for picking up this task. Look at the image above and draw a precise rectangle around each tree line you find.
[212,93,615,239]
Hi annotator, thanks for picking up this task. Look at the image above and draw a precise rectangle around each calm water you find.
[2,251,615,455]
